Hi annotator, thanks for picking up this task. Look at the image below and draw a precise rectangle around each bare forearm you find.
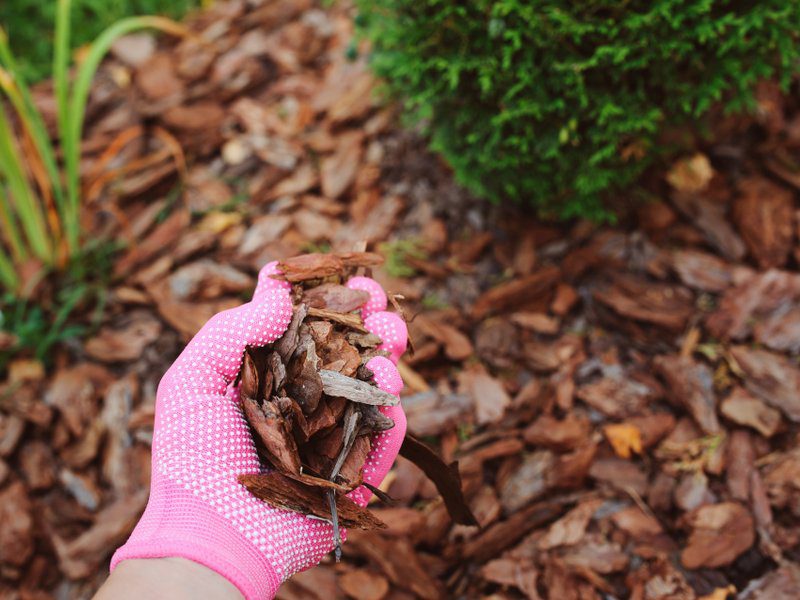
[95,558,244,600]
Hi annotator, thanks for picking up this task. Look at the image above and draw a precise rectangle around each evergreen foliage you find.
[357,1,800,219]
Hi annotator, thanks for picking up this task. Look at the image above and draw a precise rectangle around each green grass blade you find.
[0,71,65,225]
[34,282,86,359]
[0,186,26,262]
[0,108,52,262]
[0,246,18,291]
[0,31,67,244]
[64,16,187,252]
[54,0,75,251]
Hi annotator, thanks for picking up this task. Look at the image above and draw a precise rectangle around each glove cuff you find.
[111,477,281,600]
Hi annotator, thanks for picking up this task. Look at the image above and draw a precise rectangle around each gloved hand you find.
[111,261,408,599]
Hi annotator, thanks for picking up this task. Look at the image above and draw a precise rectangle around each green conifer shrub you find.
[356,1,800,219]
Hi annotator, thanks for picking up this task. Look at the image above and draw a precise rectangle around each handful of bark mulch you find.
[237,253,477,559]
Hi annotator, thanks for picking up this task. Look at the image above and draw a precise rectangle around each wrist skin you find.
[95,557,244,600]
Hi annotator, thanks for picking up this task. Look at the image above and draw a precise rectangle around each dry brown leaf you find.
[667,154,714,192]
[111,33,156,67]
[603,423,643,459]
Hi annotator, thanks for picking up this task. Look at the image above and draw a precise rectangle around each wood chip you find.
[286,334,324,413]
[319,370,399,406]
[730,346,800,422]
[472,267,560,319]
[242,397,301,475]
[537,498,603,550]
[653,355,720,434]
[278,252,383,283]
[239,472,386,530]
[720,387,782,437]
[307,307,368,332]
[399,433,477,526]
[594,275,694,331]
[52,491,148,579]
[480,558,541,599]
[458,368,511,426]
[680,502,755,569]
[302,284,370,313]
[348,532,445,600]
[279,253,345,282]
[338,569,390,600]
[0,481,33,567]
[733,177,794,269]
[84,311,162,362]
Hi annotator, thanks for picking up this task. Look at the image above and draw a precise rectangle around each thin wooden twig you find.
[327,489,342,562]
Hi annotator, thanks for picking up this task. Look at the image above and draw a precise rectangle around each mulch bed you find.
[2,1,800,598]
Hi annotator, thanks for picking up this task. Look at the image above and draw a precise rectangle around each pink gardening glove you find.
[111,262,408,599]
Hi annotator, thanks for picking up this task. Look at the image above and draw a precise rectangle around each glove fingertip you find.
[346,276,387,319]
[254,261,291,299]
[364,312,408,364]
[249,288,294,346]
[365,355,403,396]
[351,404,407,507]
